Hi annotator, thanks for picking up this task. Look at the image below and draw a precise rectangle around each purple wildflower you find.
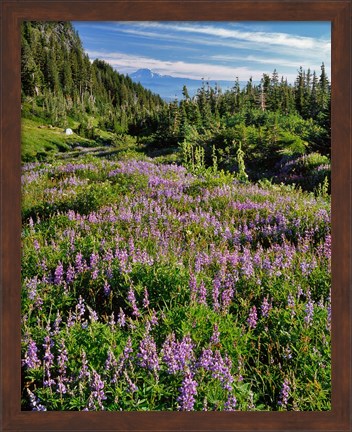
[27,389,47,411]
[162,334,195,374]
[52,311,62,335]
[78,350,90,380]
[43,335,55,388]
[177,369,198,411]
[224,395,237,411]
[287,294,296,317]
[127,285,140,318]
[89,252,99,268]
[75,252,86,273]
[57,339,68,376]
[143,287,150,308]
[26,276,38,300]
[212,276,221,311]
[189,273,198,303]
[90,369,107,410]
[304,300,314,325]
[198,281,207,305]
[56,375,67,395]
[261,297,272,317]
[197,348,213,369]
[278,378,290,407]
[22,339,40,369]
[137,334,160,372]
[247,306,258,329]
[54,262,64,285]
[105,349,118,371]
[66,264,75,284]
[76,296,85,320]
[149,309,158,326]
[103,281,111,296]
[124,370,138,393]
[117,308,126,328]
[108,312,115,329]
[210,324,220,345]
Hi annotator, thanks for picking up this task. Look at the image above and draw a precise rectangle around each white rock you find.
[65,128,73,135]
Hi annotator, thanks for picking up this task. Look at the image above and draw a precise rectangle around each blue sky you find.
[73,21,331,83]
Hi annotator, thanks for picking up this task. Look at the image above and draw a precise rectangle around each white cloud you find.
[117,22,330,52]
[111,25,330,71]
[87,50,298,82]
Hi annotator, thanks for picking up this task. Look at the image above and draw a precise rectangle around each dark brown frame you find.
[1,0,351,430]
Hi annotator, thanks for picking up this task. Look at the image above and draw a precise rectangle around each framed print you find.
[1,0,351,431]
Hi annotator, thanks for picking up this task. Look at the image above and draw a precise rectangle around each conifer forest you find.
[21,21,331,411]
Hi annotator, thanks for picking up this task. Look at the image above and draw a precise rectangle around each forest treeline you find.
[21,21,331,190]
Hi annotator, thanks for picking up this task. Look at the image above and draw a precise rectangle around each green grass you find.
[21,118,94,162]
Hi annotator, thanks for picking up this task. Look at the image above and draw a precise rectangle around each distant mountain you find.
[129,68,246,101]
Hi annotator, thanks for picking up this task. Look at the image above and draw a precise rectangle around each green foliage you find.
[235,142,248,183]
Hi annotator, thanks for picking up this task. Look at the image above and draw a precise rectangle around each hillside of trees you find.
[21,21,331,192]
[21,21,164,137]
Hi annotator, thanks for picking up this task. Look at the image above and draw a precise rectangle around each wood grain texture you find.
[0,1,351,431]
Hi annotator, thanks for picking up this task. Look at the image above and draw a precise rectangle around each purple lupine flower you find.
[212,276,221,311]
[247,306,258,329]
[211,351,234,391]
[52,311,62,336]
[66,264,75,284]
[224,395,237,411]
[54,262,64,285]
[278,378,290,407]
[108,312,115,329]
[261,297,272,317]
[56,375,67,394]
[89,252,99,269]
[162,334,178,374]
[149,309,158,326]
[177,369,198,411]
[197,348,213,369]
[105,349,118,371]
[177,335,195,370]
[67,311,75,328]
[123,370,138,393]
[127,285,140,318]
[221,285,234,311]
[43,335,55,388]
[22,339,40,369]
[117,308,126,328]
[143,287,150,308]
[210,324,220,345]
[240,247,254,278]
[75,252,86,273]
[78,350,90,380]
[103,281,111,296]
[327,295,331,330]
[162,333,195,374]
[57,340,68,376]
[104,248,114,263]
[88,306,98,323]
[304,300,314,325]
[27,389,47,411]
[137,334,160,372]
[189,273,198,303]
[76,296,85,320]
[90,369,107,410]
[287,294,296,317]
[26,276,38,300]
[198,281,207,305]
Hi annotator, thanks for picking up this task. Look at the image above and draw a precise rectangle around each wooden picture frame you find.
[1,0,351,430]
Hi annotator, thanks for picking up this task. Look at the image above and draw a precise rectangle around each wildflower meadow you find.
[21,156,331,411]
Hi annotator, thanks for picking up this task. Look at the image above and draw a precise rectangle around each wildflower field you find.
[21,156,331,411]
